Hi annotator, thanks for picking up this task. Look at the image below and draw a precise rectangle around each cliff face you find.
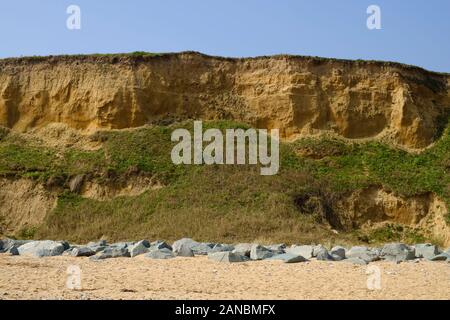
[0,52,449,148]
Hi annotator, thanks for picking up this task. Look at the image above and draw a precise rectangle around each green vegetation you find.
[0,120,448,244]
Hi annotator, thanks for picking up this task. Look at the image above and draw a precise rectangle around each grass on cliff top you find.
[0,120,448,244]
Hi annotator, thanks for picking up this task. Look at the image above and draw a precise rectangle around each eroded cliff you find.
[1,52,449,149]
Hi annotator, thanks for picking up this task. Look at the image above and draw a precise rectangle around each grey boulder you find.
[268,253,308,263]
[250,244,275,260]
[172,238,199,253]
[312,244,327,257]
[90,247,130,260]
[381,243,415,262]
[18,240,65,257]
[286,245,313,259]
[0,239,31,254]
[330,246,346,261]
[210,244,234,253]
[232,243,253,257]
[191,243,215,255]
[71,247,95,257]
[429,252,450,261]
[177,244,195,257]
[414,244,441,260]
[316,248,335,261]
[347,246,380,263]
[145,248,175,259]
[150,240,172,251]
[128,240,150,257]
[208,251,247,263]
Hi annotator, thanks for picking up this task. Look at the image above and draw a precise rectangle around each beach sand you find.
[0,254,449,300]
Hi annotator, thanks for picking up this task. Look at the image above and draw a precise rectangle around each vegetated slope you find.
[0,52,449,246]
[0,52,449,149]
[0,120,448,246]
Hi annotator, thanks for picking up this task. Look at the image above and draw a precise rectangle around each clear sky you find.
[0,0,449,72]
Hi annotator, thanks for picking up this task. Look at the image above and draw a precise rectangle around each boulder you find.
[429,252,450,261]
[381,243,415,262]
[232,243,253,257]
[145,248,175,259]
[0,239,31,254]
[250,244,275,260]
[268,253,308,263]
[210,244,234,253]
[265,244,286,253]
[208,251,247,263]
[71,247,95,257]
[330,246,346,261]
[90,247,130,260]
[177,245,195,257]
[110,242,132,250]
[128,240,150,257]
[191,242,215,255]
[316,248,334,261]
[86,240,108,253]
[150,240,172,251]
[414,244,441,260]
[312,244,327,257]
[347,246,380,263]
[18,240,65,257]
[172,238,199,253]
[286,245,313,259]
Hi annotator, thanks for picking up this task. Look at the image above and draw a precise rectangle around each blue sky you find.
[0,0,449,72]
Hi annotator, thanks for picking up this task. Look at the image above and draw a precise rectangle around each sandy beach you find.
[0,254,448,300]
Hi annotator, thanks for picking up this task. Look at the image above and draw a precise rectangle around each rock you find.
[286,245,313,259]
[87,240,107,247]
[414,244,441,260]
[150,240,172,251]
[265,244,286,252]
[58,241,71,251]
[18,240,65,257]
[312,244,327,257]
[69,174,85,193]
[347,246,380,263]
[0,239,31,253]
[177,245,195,257]
[330,246,346,261]
[316,248,334,261]
[145,248,175,259]
[191,242,215,255]
[90,247,130,260]
[128,240,150,257]
[172,238,199,253]
[268,253,308,263]
[210,244,234,253]
[208,251,247,263]
[86,240,108,253]
[232,243,253,257]
[250,244,275,260]
[429,252,450,261]
[344,257,368,265]
[71,247,95,257]
[381,243,415,262]
[110,242,132,250]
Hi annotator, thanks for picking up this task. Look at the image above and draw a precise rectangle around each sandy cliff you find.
[0,52,449,149]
